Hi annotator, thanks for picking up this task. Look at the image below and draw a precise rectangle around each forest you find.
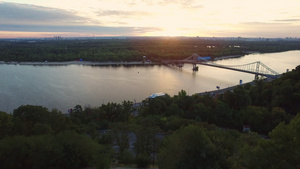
[0,63,300,168]
[1,37,300,62]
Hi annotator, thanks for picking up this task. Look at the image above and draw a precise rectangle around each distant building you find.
[53,36,62,40]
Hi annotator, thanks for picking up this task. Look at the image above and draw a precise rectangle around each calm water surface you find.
[1,50,300,113]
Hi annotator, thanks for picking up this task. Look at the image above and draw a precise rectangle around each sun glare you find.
[158,28,184,37]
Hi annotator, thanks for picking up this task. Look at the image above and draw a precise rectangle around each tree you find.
[164,103,182,116]
[49,109,74,134]
[134,125,162,167]
[158,125,220,169]
[52,130,112,169]
[0,131,113,169]
[264,114,300,168]
[12,105,73,136]
[140,96,169,116]
[206,127,241,169]
[178,89,188,98]
[192,102,213,122]
[0,111,13,138]
[233,86,252,110]
[235,114,300,169]
[214,100,233,127]
[241,106,268,133]
[230,132,262,169]
[111,126,130,162]
[13,105,51,136]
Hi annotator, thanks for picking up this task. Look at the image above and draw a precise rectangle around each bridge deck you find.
[199,62,275,77]
[162,59,279,78]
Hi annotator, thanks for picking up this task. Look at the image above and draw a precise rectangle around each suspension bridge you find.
[162,53,280,79]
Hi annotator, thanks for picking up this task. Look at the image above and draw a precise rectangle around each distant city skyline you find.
[1,0,300,38]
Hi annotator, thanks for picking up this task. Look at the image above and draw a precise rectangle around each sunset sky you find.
[1,0,300,38]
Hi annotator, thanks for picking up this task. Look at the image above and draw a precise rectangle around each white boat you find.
[148,92,166,99]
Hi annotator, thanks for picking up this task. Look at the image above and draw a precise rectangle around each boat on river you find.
[148,92,166,99]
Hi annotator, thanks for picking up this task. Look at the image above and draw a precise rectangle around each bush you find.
[119,149,135,164]
[136,154,149,168]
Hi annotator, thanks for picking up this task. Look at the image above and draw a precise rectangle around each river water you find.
[1,50,299,113]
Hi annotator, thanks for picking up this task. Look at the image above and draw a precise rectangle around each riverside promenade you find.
[197,76,277,97]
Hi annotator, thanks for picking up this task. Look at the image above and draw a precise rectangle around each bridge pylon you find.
[192,64,198,71]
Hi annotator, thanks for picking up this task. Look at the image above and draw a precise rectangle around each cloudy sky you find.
[0,0,300,38]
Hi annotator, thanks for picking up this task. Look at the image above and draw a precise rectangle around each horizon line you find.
[1,35,300,40]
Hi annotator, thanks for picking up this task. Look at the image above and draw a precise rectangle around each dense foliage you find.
[158,125,220,169]
[1,38,300,62]
[0,65,300,168]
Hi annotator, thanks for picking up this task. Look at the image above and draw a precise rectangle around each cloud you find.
[154,0,196,6]
[0,2,162,36]
[273,19,300,23]
[126,0,202,9]
[0,24,162,35]
[98,10,150,18]
[236,22,300,37]
[0,2,90,25]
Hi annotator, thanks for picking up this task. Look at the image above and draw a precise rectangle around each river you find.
[0,50,299,113]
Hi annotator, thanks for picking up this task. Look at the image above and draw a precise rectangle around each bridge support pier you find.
[192,64,198,71]
[254,74,260,80]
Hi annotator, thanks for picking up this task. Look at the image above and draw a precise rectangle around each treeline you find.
[1,65,300,169]
[1,37,300,62]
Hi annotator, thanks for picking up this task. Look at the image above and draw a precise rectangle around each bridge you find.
[162,53,280,79]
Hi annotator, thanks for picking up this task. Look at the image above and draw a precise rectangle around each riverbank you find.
[0,54,247,66]
[214,54,244,61]
[213,51,262,61]
[0,60,157,66]
[197,76,278,97]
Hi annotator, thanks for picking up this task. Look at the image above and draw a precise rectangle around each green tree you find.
[233,86,252,110]
[164,103,182,116]
[140,96,169,116]
[242,106,268,133]
[264,114,300,168]
[214,101,233,127]
[0,135,32,169]
[13,105,51,136]
[192,102,213,122]
[13,105,73,135]
[230,132,262,169]
[0,111,13,138]
[206,127,241,169]
[134,125,162,167]
[164,116,195,131]
[158,125,220,169]
[235,114,300,169]
[49,109,71,133]
[0,131,113,169]
[111,126,130,162]
[178,89,188,98]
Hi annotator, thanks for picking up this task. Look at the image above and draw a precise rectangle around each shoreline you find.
[0,54,247,66]
[0,60,157,66]
[213,54,244,60]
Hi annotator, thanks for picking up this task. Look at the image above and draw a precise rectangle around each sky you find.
[0,0,300,38]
